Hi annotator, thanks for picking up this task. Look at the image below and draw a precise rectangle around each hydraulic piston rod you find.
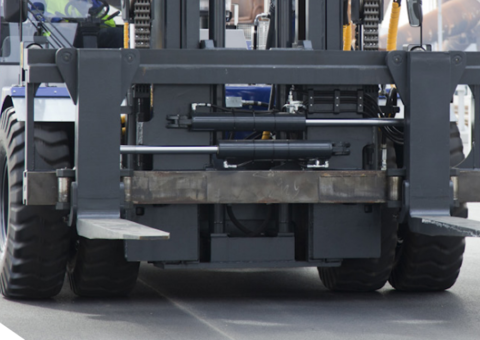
[168,114,403,131]
[121,141,350,159]
[305,119,402,127]
[121,146,219,154]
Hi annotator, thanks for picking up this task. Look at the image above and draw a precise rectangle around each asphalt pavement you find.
[1,206,480,340]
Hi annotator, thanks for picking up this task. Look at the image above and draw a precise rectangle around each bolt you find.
[393,55,402,64]
[454,55,462,64]
[63,52,71,62]
[126,53,135,63]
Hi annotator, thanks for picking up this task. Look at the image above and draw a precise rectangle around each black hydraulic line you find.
[121,141,350,159]
[189,115,403,131]
[217,140,348,159]
[191,114,306,132]
[226,205,274,237]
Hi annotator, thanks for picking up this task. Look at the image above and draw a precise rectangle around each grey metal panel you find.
[308,126,374,169]
[209,0,225,48]
[77,218,170,240]
[157,260,341,269]
[181,0,200,49]
[325,0,342,50]
[23,171,57,205]
[165,0,181,49]
[74,50,124,218]
[276,0,292,48]
[26,65,63,83]
[125,205,199,262]
[311,204,381,259]
[130,170,388,204]
[305,0,325,50]
[210,234,295,262]
[133,50,393,85]
[22,169,480,206]
[147,85,211,170]
[405,53,464,221]
[460,52,480,84]
[25,83,37,171]
[24,49,480,86]
[458,170,480,202]
[12,97,76,122]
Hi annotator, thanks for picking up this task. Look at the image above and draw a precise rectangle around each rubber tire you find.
[318,141,398,292]
[68,237,140,297]
[0,107,71,298]
[388,122,467,292]
[318,207,398,292]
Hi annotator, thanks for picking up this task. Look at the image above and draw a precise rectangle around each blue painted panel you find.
[10,86,70,98]
[225,85,272,139]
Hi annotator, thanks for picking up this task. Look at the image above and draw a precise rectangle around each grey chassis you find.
[2,0,480,298]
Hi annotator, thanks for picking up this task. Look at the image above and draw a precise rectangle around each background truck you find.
[1,0,480,299]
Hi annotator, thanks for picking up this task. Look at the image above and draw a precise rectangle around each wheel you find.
[0,107,72,298]
[68,237,140,297]
[318,141,398,292]
[388,122,467,292]
[318,206,398,292]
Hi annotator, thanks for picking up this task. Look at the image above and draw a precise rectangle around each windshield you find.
[29,0,105,20]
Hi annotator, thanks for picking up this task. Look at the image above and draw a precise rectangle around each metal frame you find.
[11,0,480,269]
[23,49,480,228]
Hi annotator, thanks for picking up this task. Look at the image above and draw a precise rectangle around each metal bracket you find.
[388,51,467,231]
[56,49,78,104]
[56,48,140,105]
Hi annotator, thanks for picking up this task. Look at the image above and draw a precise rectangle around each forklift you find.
[0,0,480,299]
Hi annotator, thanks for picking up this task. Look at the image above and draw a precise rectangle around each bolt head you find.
[126,53,135,63]
[63,52,71,62]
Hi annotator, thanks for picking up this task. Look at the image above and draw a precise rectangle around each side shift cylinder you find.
[217,140,350,160]
[191,114,306,132]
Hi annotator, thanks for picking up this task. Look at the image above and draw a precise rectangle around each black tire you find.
[318,207,398,291]
[0,107,71,298]
[388,122,467,292]
[68,237,140,297]
[318,141,398,292]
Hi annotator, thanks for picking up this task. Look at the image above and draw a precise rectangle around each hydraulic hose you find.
[124,22,129,48]
[387,1,401,51]
[343,23,352,51]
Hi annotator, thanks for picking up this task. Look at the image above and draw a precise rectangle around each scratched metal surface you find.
[131,170,387,204]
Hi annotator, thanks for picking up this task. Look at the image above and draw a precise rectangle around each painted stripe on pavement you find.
[0,323,24,340]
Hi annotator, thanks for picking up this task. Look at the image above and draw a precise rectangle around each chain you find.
[362,0,381,51]
[134,0,151,49]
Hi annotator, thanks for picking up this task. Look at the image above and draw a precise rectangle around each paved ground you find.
[1,206,480,340]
